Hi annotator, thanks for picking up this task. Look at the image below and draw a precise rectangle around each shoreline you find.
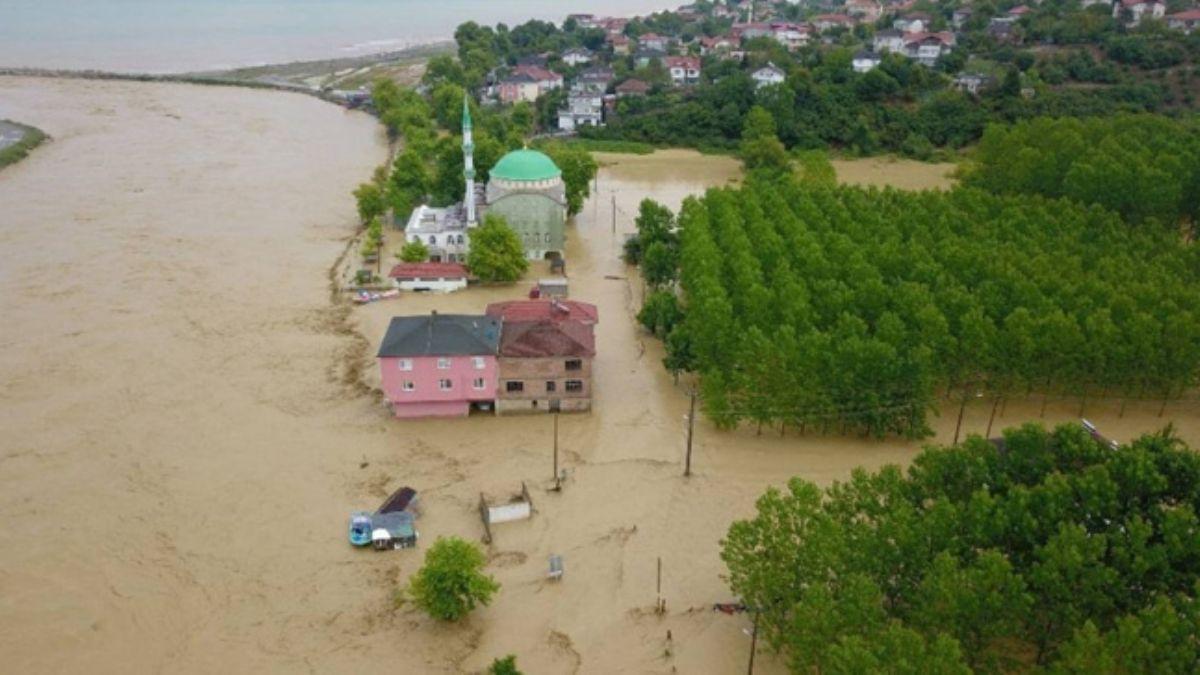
[0,119,48,170]
[0,40,452,104]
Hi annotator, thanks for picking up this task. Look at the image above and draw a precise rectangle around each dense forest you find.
[723,423,1200,672]
[963,114,1200,228]
[633,169,1200,437]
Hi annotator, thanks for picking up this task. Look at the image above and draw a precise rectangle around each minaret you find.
[462,94,477,226]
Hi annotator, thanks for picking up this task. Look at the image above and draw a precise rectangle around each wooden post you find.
[747,609,760,675]
[478,493,493,544]
[611,195,616,235]
[685,390,697,477]
[657,556,662,595]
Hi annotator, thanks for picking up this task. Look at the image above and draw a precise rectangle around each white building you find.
[752,62,786,88]
[388,262,469,293]
[1114,0,1167,25]
[853,51,883,73]
[561,48,593,67]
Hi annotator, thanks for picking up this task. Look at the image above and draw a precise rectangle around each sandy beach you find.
[2,79,1198,674]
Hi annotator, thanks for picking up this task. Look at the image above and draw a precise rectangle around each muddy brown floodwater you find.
[2,83,1197,675]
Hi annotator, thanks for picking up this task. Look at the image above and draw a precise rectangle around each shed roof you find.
[377,313,500,357]
[388,262,468,280]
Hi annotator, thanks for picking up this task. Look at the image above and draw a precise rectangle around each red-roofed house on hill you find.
[388,262,468,293]
[486,299,599,414]
[1167,8,1200,32]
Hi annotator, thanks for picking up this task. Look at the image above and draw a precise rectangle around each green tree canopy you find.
[466,214,529,283]
[408,536,499,622]
[398,239,429,263]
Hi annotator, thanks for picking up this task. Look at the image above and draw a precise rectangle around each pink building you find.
[377,312,501,418]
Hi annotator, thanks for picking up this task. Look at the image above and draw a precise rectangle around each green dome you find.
[489,149,561,182]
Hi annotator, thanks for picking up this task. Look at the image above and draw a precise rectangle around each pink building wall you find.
[380,355,498,418]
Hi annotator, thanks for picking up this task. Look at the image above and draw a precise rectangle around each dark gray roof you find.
[377,313,500,357]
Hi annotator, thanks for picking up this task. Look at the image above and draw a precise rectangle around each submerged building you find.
[404,96,566,264]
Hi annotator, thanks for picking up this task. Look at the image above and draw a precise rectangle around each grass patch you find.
[551,138,656,155]
[0,120,47,170]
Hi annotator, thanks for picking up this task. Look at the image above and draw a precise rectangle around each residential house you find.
[873,28,908,53]
[638,32,671,52]
[845,0,884,22]
[714,3,739,19]
[1167,8,1200,32]
[578,66,615,92]
[609,34,632,55]
[987,17,1021,43]
[558,71,607,130]
[567,13,599,29]
[599,17,629,35]
[664,55,702,85]
[894,12,931,33]
[404,203,475,263]
[388,262,469,293]
[615,78,652,97]
[770,23,812,50]
[811,14,855,32]
[953,72,994,94]
[377,312,501,418]
[561,47,593,67]
[699,34,737,55]
[1114,0,1166,24]
[905,32,955,66]
[752,62,787,87]
[1008,5,1033,17]
[853,50,884,73]
[498,72,541,104]
[732,22,773,41]
[486,300,599,414]
[952,7,974,29]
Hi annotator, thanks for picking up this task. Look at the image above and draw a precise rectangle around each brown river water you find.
[2,79,1197,674]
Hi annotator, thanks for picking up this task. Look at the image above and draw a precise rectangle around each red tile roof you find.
[388,262,468,280]
[499,320,596,358]
[664,56,701,69]
[1169,8,1200,17]
[486,299,599,324]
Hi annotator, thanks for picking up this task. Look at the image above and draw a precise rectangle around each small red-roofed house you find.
[486,299,599,414]
[389,262,469,293]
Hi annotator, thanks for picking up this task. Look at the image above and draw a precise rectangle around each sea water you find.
[0,0,675,73]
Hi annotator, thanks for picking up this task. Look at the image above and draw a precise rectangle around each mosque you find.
[403,97,567,263]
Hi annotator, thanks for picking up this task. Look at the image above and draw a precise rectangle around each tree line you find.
[633,168,1200,437]
[964,114,1200,230]
[722,423,1200,672]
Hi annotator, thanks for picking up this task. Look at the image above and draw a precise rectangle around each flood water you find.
[2,81,1197,674]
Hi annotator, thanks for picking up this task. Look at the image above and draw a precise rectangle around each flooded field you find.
[832,155,957,190]
[1,91,1195,675]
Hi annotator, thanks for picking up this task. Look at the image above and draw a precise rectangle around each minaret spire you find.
[462,94,476,225]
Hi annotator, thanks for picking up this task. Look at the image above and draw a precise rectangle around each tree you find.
[353,182,385,224]
[740,105,790,175]
[408,536,499,622]
[466,214,528,283]
[540,142,598,216]
[398,239,429,263]
[488,655,523,675]
[641,241,677,287]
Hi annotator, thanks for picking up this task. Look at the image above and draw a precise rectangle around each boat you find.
[352,289,400,304]
[349,511,373,546]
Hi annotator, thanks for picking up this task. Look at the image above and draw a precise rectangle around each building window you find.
[428,235,436,245]
[457,234,465,244]
[566,380,583,393]
[402,380,415,392]
[473,357,486,370]
[546,381,557,393]
[437,358,451,369]
[398,359,413,371]
[439,379,453,391]
[473,377,486,390]
[506,381,524,393]
[545,233,552,243]
[565,359,582,371]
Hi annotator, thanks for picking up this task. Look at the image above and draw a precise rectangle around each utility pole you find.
[684,390,697,477]
[552,412,561,491]
[611,194,617,235]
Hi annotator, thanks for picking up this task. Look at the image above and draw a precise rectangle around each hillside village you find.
[411,0,1200,156]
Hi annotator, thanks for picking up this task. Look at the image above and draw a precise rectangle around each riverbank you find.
[0,119,47,169]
